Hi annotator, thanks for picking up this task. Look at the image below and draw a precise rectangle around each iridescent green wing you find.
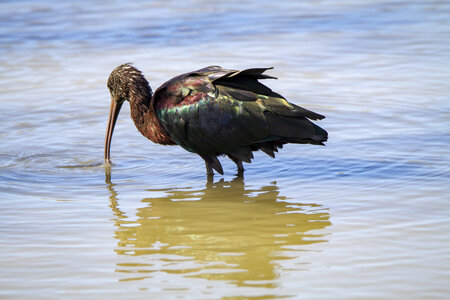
[153,66,327,173]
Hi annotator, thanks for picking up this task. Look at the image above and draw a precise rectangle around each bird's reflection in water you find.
[106,175,331,287]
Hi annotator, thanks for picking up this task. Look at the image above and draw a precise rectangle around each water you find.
[0,0,449,299]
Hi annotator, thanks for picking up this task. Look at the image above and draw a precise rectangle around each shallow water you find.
[0,0,449,299]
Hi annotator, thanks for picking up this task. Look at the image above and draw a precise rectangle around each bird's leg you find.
[229,156,244,174]
[204,161,215,182]
[235,161,244,174]
[204,160,214,175]
[200,154,223,178]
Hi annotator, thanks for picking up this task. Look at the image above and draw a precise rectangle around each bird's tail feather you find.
[264,111,328,144]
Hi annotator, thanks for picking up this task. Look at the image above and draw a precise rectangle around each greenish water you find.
[0,0,449,299]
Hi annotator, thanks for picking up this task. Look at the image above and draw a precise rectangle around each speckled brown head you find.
[105,63,152,163]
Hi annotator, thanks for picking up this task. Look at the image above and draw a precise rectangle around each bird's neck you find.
[128,79,152,130]
[128,80,175,145]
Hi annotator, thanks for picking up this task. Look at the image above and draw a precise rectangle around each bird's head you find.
[107,64,135,103]
[105,63,151,164]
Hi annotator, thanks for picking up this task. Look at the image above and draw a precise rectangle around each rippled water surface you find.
[1,0,449,299]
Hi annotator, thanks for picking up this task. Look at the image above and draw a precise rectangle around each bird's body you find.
[105,64,327,175]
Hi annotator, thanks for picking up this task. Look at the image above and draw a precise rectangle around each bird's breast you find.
[139,111,176,145]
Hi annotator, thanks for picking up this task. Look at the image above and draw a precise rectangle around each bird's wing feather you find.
[153,66,327,164]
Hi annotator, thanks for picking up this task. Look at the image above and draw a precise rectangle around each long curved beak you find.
[105,97,123,164]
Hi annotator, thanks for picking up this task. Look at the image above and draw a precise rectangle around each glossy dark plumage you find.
[105,64,327,176]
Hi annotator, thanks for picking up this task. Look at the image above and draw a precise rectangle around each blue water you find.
[0,0,449,299]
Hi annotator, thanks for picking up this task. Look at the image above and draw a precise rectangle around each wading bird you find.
[105,64,327,175]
